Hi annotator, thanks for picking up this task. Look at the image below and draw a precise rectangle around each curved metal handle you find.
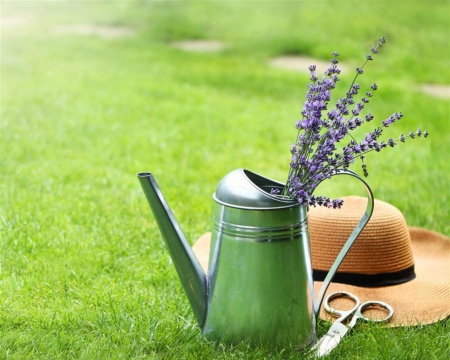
[313,170,374,318]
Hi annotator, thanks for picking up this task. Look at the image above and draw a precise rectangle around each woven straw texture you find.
[309,196,414,275]
[313,227,450,326]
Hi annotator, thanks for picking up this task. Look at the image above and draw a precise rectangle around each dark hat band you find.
[313,265,416,287]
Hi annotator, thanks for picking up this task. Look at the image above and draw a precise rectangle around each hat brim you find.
[314,227,450,326]
[192,227,450,327]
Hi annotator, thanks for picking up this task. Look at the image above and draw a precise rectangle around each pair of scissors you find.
[312,291,394,357]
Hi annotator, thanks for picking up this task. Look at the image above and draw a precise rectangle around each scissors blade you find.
[314,322,350,357]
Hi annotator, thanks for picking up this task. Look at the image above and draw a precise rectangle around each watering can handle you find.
[313,170,374,318]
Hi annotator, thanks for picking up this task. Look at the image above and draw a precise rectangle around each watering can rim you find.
[213,168,301,210]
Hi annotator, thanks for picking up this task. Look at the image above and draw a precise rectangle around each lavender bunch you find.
[279,37,427,208]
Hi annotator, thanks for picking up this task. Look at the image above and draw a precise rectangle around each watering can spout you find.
[137,172,208,327]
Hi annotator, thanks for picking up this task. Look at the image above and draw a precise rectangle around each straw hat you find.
[192,196,450,326]
[310,196,449,326]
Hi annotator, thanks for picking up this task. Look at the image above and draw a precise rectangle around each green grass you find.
[1,1,449,359]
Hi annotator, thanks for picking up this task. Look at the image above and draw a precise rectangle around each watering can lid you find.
[213,169,296,208]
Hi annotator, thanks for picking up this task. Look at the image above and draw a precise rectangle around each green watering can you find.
[138,168,373,349]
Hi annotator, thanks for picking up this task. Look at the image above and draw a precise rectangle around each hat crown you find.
[310,196,415,286]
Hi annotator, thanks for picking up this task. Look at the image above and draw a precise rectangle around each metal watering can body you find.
[204,169,315,347]
[138,169,373,349]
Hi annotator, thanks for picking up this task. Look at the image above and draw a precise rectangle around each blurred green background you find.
[1,1,449,359]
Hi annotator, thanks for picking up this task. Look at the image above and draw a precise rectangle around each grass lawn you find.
[1,1,449,359]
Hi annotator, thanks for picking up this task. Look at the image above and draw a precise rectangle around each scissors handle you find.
[355,300,394,323]
[324,291,360,318]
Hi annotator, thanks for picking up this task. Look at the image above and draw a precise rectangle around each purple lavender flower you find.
[282,36,428,207]
[330,57,339,65]
[365,113,374,121]
[382,112,403,127]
